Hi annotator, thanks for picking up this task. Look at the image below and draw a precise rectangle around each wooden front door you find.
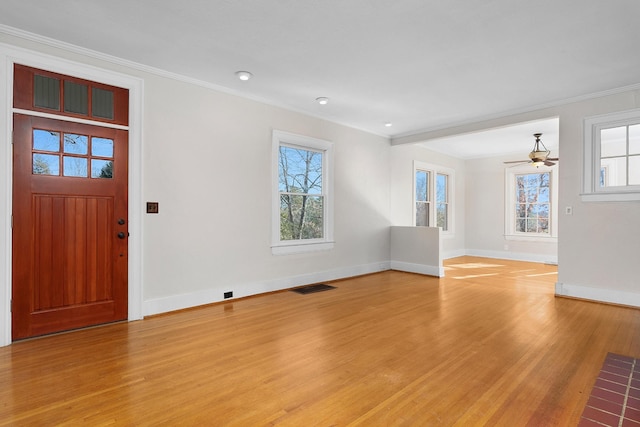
[12,114,129,340]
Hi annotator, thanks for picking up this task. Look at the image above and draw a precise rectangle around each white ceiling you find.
[1,0,638,144]
[418,117,559,160]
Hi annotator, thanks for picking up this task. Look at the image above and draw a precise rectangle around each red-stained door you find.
[12,114,129,339]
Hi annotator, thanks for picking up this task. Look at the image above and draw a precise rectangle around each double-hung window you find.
[505,164,557,241]
[583,108,640,201]
[272,130,334,255]
[414,161,454,233]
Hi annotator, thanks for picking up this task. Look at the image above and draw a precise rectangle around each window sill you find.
[271,240,335,255]
[580,191,640,202]
[504,234,557,243]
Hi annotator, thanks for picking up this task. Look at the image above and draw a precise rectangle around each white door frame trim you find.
[0,42,144,346]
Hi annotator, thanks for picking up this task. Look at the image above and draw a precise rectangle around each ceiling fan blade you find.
[546,157,559,161]
[543,160,556,166]
[503,160,529,164]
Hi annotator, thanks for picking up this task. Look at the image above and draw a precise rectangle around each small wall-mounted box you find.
[146,202,159,214]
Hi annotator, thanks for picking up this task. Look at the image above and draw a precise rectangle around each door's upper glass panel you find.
[33,129,60,152]
[92,137,114,158]
[91,159,113,179]
[63,156,88,177]
[33,153,59,175]
[63,134,88,155]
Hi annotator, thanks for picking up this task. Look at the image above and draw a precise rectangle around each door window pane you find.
[63,156,88,177]
[33,129,60,152]
[33,153,59,175]
[92,137,114,158]
[91,159,113,178]
[63,134,88,155]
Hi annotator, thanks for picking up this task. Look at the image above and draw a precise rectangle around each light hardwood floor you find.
[1,257,639,426]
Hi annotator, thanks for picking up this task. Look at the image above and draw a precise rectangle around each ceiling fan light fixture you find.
[529,150,550,161]
[503,132,559,167]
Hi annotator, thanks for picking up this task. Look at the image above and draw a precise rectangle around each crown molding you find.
[390,82,640,144]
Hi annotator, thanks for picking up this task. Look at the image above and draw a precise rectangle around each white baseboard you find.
[443,249,466,259]
[390,261,444,277]
[464,249,557,265]
[143,261,390,316]
[555,282,640,308]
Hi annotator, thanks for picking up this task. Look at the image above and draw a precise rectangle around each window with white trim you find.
[583,108,640,202]
[272,130,334,255]
[505,164,558,241]
[414,161,454,233]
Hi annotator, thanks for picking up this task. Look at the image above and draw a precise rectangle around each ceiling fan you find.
[504,133,558,167]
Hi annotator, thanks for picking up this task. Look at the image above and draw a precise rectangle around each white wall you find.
[394,90,640,307]
[389,144,466,258]
[2,29,639,348]
[141,73,392,312]
[390,226,443,277]
[0,33,392,346]
[465,154,558,263]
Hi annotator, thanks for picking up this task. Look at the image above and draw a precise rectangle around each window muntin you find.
[278,145,324,241]
[14,64,127,125]
[32,129,114,179]
[583,108,640,201]
[505,164,557,241]
[514,172,550,235]
[272,130,334,254]
[413,161,454,233]
[599,124,640,188]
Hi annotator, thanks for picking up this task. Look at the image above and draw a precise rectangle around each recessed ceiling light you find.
[235,71,253,81]
[316,97,329,105]
[385,122,393,127]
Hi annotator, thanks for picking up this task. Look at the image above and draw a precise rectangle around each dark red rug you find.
[579,353,640,426]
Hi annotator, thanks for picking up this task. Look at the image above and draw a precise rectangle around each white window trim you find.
[504,164,558,242]
[582,108,640,202]
[271,130,334,255]
[413,161,455,236]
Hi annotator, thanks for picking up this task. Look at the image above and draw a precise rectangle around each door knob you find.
[118,218,126,225]
[117,232,127,239]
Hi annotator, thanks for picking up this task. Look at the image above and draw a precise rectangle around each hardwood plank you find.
[1,257,639,425]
